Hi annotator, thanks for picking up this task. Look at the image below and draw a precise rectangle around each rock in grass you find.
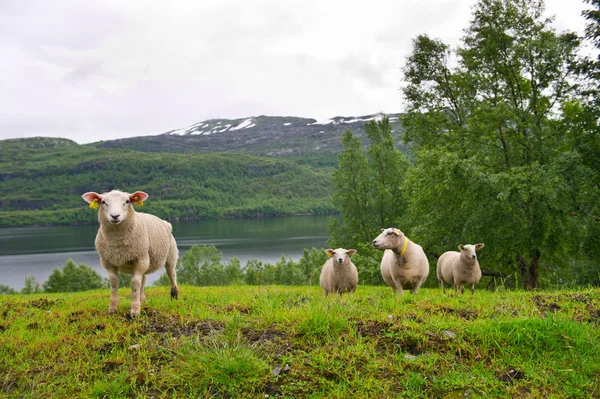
[442,330,457,339]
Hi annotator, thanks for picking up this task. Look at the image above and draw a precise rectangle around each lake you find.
[0,215,333,290]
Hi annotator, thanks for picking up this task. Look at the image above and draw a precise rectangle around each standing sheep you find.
[372,228,429,295]
[82,190,179,315]
[437,244,484,295]
[319,248,358,297]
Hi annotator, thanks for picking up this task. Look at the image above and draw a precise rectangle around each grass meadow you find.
[0,285,599,398]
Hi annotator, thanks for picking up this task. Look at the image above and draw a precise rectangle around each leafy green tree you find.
[242,260,264,285]
[329,129,372,246]
[329,117,411,251]
[42,260,106,292]
[224,257,243,285]
[21,277,42,294]
[401,0,591,289]
[162,245,231,286]
[297,248,329,285]
[0,285,16,295]
[273,256,306,286]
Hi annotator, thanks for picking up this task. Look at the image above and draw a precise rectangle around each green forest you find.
[0,138,335,227]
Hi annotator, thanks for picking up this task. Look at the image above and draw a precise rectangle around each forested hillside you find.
[0,137,335,227]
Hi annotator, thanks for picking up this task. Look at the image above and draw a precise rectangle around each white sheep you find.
[319,248,358,297]
[82,190,179,315]
[437,243,484,295]
[372,228,429,295]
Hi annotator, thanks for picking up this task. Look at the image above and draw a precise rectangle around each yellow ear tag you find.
[89,198,99,210]
[132,195,144,207]
[327,252,333,257]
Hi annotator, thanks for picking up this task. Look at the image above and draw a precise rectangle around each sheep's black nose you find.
[471,255,476,259]
[111,214,120,220]
[372,240,376,244]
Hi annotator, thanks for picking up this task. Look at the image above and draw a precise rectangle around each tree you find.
[0,285,16,295]
[174,245,227,286]
[401,0,591,289]
[43,260,106,293]
[21,277,42,294]
[224,257,243,285]
[329,117,411,250]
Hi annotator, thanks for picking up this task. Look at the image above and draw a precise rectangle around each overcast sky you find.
[0,0,590,144]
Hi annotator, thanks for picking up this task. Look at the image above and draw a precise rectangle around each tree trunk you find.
[516,250,540,290]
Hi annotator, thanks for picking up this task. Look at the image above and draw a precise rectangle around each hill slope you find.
[0,286,598,398]
[0,138,334,227]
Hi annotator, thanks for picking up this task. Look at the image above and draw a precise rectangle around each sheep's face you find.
[82,190,148,225]
[458,243,484,261]
[325,248,356,265]
[372,228,403,249]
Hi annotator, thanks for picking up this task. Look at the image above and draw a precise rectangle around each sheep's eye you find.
[386,232,392,236]
[126,200,130,204]
[101,200,106,205]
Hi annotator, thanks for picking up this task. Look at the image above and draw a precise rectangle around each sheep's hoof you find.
[108,309,118,314]
[171,287,179,300]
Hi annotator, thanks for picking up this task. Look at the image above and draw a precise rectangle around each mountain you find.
[89,113,404,158]
[0,113,404,227]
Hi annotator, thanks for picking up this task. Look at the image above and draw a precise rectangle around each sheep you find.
[82,190,179,315]
[372,228,429,295]
[319,248,358,297]
[437,243,484,295]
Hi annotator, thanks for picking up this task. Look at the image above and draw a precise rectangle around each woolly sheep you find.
[372,228,429,295]
[319,248,358,297]
[437,243,484,295]
[82,190,179,315]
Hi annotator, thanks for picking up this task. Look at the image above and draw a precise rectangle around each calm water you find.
[0,216,332,289]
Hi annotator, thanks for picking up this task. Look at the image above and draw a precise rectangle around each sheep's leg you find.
[104,263,119,314]
[130,258,150,315]
[140,275,147,305]
[165,249,179,300]
[460,284,465,294]
[392,276,405,296]
[441,280,446,294]
[454,284,458,293]
[470,284,475,295]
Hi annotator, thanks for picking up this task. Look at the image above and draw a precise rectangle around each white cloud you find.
[0,0,589,143]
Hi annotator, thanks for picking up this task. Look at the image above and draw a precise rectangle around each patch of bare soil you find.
[436,306,479,320]
[496,367,526,384]
[28,298,62,310]
[241,327,294,358]
[138,309,225,339]
[532,295,562,314]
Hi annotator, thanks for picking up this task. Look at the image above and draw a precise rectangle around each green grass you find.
[1,286,599,398]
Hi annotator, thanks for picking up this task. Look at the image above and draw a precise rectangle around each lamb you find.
[437,243,484,295]
[82,190,179,315]
[319,248,358,297]
[372,228,429,295]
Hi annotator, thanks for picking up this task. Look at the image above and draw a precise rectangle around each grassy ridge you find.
[1,286,598,398]
[0,138,335,227]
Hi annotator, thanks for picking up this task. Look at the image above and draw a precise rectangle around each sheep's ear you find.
[129,191,149,205]
[325,249,335,257]
[82,192,102,204]
[346,249,357,256]
[380,228,385,232]
[475,243,485,250]
[458,245,465,251]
